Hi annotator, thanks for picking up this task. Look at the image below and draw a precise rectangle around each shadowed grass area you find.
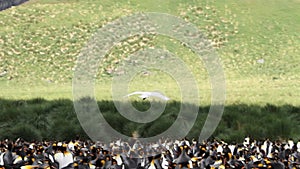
[0,98,299,142]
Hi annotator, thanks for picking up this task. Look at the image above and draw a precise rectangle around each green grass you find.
[0,0,298,106]
[214,0,300,78]
[0,0,299,103]
[0,98,299,142]
[0,0,299,140]
[1,76,298,106]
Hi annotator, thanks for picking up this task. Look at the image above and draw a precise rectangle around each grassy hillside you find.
[0,0,299,141]
[0,0,299,105]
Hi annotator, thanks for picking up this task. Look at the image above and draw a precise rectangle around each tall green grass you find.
[0,98,299,142]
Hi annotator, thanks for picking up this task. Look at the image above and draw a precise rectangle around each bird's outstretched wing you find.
[149,92,170,101]
[124,91,170,101]
[124,91,150,97]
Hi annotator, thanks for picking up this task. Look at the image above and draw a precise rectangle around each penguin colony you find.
[0,137,299,169]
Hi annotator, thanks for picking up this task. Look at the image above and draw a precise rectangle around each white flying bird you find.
[257,58,265,64]
[124,91,170,101]
[0,69,7,77]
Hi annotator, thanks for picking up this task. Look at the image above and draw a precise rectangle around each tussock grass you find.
[0,98,299,142]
